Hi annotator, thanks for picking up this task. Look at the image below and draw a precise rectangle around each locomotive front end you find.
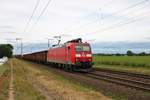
[75,43,93,71]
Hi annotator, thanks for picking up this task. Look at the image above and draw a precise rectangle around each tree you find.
[0,50,3,58]
[6,44,13,49]
[0,44,13,58]
[127,50,134,56]
[139,52,146,56]
[116,53,121,56]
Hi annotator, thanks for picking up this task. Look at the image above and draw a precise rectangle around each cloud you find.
[0,31,17,34]
[0,0,149,47]
[0,26,14,29]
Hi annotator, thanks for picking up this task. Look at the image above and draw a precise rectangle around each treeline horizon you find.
[94,50,150,56]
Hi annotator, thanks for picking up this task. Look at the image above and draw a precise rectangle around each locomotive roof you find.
[66,38,82,43]
[51,38,89,49]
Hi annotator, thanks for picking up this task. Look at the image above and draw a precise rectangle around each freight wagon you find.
[23,50,47,63]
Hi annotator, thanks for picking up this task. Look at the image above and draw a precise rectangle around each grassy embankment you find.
[13,58,111,100]
[13,59,45,100]
[0,61,10,100]
[93,55,150,75]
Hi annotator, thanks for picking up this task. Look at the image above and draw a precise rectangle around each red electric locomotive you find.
[21,38,93,72]
[47,38,93,71]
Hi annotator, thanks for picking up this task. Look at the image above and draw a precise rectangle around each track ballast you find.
[85,68,150,92]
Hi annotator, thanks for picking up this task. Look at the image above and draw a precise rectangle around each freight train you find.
[21,38,93,72]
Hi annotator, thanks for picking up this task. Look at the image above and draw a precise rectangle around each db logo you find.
[82,52,85,57]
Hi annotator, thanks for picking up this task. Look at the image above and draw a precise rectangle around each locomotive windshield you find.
[75,45,90,51]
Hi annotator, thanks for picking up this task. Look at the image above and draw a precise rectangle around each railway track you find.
[86,68,150,92]
[94,68,150,80]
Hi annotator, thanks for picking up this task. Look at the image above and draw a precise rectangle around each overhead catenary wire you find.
[64,0,149,34]
[61,0,114,32]
[87,10,150,34]
[28,0,52,33]
[23,0,41,33]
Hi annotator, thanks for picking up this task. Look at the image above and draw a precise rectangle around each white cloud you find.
[0,0,150,44]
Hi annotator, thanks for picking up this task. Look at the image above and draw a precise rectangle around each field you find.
[94,55,150,67]
[93,55,150,74]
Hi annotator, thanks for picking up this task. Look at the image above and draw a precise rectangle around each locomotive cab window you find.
[75,45,90,51]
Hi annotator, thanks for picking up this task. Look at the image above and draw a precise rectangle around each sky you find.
[0,0,150,53]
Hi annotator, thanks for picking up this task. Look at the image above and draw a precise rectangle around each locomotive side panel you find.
[47,43,76,65]
[47,46,67,64]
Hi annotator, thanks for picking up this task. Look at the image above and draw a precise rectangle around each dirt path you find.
[8,60,14,100]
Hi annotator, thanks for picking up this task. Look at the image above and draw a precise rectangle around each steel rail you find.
[94,68,150,79]
[86,71,150,92]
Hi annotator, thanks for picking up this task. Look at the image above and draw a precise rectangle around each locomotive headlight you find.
[75,54,81,57]
[86,54,92,57]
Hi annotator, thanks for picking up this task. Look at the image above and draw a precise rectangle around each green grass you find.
[0,61,10,100]
[93,55,150,75]
[94,55,150,68]
[13,59,45,100]
[25,60,95,92]
[0,62,9,76]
